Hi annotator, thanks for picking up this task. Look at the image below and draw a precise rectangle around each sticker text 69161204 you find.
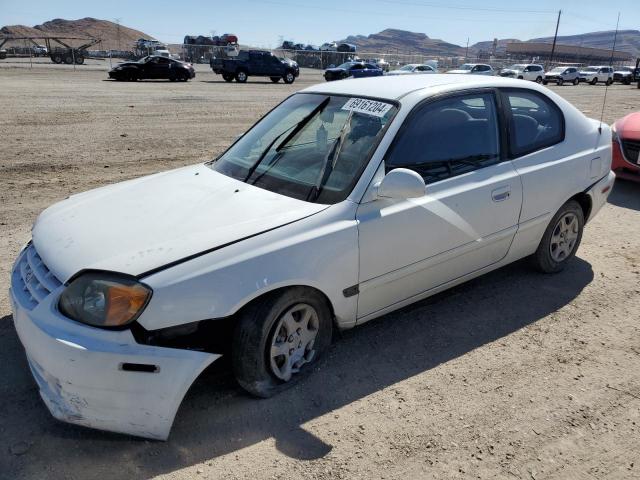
[341,98,393,118]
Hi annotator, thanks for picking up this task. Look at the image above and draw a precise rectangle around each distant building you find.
[506,42,632,64]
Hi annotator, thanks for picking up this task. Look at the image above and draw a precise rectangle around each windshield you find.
[582,67,598,72]
[549,67,565,73]
[210,94,397,204]
[138,56,153,63]
[336,62,356,69]
[507,64,526,70]
[399,65,415,71]
[617,67,632,72]
[458,64,474,70]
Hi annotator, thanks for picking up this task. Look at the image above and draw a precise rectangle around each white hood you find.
[32,164,328,281]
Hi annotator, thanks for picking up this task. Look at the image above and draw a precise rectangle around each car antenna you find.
[599,12,620,134]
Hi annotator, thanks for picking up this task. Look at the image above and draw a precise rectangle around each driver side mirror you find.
[376,168,426,199]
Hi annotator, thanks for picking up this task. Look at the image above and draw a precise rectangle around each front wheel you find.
[283,71,295,84]
[573,77,579,85]
[232,287,333,398]
[557,79,564,86]
[532,200,584,273]
[591,77,598,85]
[536,76,543,83]
[606,78,613,86]
[235,70,248,83]
[222,73,234,82]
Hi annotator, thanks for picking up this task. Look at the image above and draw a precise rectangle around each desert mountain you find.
[341,28,465,57]
[0,17,154,50]
[343,28,640,58]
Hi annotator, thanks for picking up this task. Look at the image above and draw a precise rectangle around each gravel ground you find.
[1,62,639,480]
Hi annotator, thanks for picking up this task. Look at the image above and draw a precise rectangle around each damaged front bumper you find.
[10,281,220,440]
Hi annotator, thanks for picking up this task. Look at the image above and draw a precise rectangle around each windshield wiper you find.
[243,96,330,183]
[307,110,354,202]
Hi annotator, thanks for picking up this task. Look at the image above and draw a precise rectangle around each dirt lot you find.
[1,62,639,480]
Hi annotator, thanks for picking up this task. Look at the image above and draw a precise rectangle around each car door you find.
[355,90,523,320]
[149,57,171,78]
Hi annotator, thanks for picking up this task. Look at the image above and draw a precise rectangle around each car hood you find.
[325,68,346,73]
[387,70,411,75]
[615,112,640,141]
[447,69,472,74]
[32,164,328,282]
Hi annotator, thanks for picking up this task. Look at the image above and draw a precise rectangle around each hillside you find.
[529,30,640,57]
[341,28,465,57]
[0,17,154,50]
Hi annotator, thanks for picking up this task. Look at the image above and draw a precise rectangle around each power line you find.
[374,0,555,14]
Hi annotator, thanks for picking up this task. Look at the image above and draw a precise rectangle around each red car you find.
[612,112,640,182]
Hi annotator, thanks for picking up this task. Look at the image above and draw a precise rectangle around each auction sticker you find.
[342,98,393,117]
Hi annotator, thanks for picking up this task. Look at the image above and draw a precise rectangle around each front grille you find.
[622,139,640,164]
[11,243,62,310]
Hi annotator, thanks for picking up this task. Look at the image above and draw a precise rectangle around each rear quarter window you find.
[502,89,565,158]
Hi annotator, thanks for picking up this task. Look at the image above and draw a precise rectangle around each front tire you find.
[222,73,234,82]
[591,77,598,85]
[283,71,295,84]
[573,77,579,85]
[532,200,584,273]
[235,70,248,83]
[232,287,333,398]
[535,76,542,83]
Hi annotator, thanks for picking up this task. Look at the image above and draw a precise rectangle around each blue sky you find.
[2,0,639,47]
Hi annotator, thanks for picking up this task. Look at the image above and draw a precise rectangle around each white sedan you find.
[11,74,614,440]
[387,63,436,75]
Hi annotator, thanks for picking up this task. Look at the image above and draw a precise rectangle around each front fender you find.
[136,202,360,331]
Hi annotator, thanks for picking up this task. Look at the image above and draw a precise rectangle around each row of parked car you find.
[323,60,640,86]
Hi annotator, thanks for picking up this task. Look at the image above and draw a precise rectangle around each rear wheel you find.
[232,287,333,398]
[74,55,84,65]
[235,70,248,83]
[64,55,73,64]
[532,200,584,273]
[517,75,524,80]
[283,71,295,84]
[270,76,281,83]
[127,71,138,82]
[606,78,613,86]
[573,77,579,85]
[557,79,564,86]
[51,54,63,64]
[591,77,598,85]
[542,80,548,85]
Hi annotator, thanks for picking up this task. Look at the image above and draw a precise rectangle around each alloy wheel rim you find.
[550,213,579,262]
[269,303,319,381]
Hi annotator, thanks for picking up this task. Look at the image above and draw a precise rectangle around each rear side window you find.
[385,92,501,184]
[503,90,564,157]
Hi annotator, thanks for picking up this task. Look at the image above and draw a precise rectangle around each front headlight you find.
[58,271,152,328]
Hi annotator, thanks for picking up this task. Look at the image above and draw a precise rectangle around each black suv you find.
[210,50,300,84]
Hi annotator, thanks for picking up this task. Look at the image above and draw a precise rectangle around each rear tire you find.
[531,200,584,273]
[542,80,548,85]
[270,76,281,83]
[606,78,613,86]
[74,55,84,65]
[232,287,333,398]
[573,77,579,85]
[52,54,63,64]
[64,55,73,64]
[591,77,598,85]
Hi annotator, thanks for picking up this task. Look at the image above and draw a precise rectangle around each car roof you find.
[302,74,538,101]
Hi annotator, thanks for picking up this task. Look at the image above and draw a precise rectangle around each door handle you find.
[492,186,511,202]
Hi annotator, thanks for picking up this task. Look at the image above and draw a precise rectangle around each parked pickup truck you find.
[210,50,300,84]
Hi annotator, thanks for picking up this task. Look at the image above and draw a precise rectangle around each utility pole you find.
[465,37,469,60]
[548,10,561,68]
[114,17,122,52]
